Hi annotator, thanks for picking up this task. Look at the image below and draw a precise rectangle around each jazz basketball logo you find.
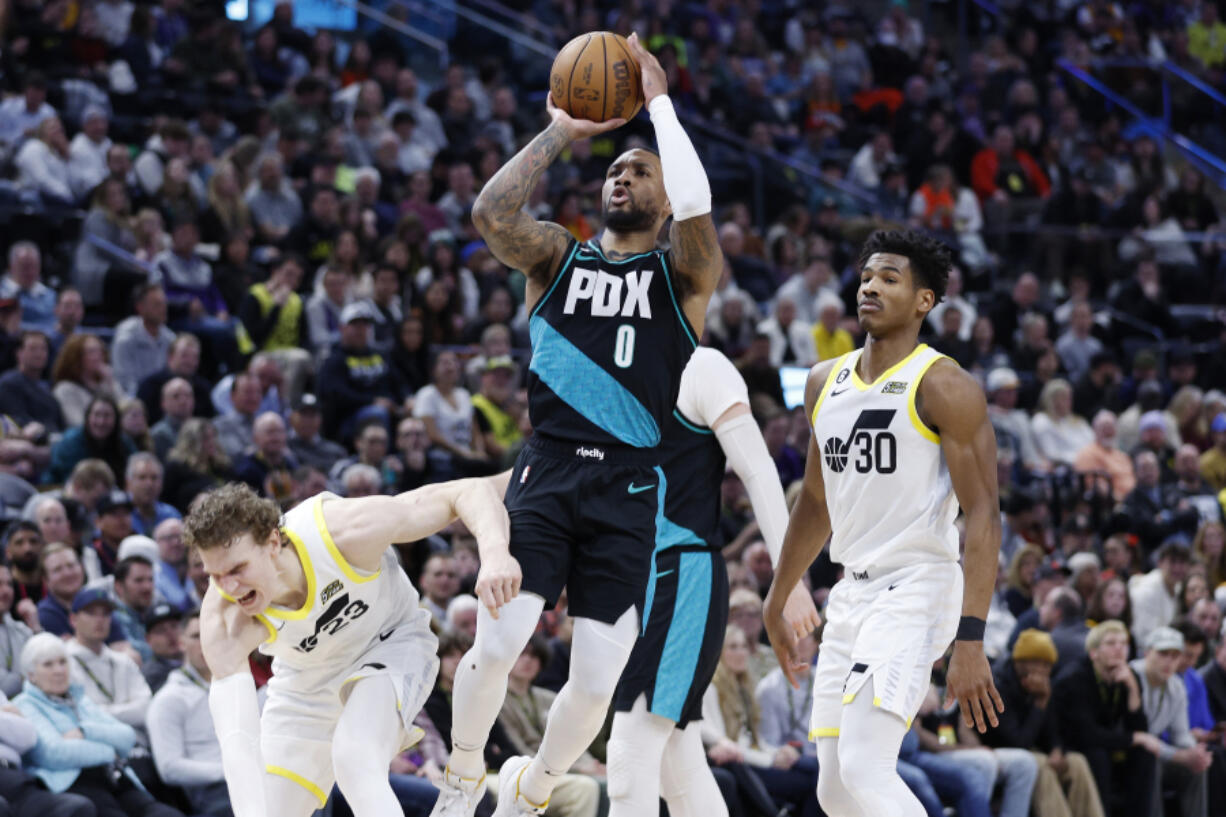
[823,409,898,474]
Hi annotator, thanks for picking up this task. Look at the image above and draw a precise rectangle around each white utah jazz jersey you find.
[811,345,960,574]
[243,493,430,675]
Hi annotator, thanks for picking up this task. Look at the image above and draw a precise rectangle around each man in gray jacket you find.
[1130,626,1212,817]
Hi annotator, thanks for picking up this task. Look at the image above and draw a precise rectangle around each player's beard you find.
[605,202,657,233]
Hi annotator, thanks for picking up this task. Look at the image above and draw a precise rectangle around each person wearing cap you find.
[142,602,183,694]
[318,299,405,441]
[1129,626,1212,817]
[238,255,313,406]
[987,367,1049,474]
[88,490,135,579]
[472,355,522,467]
[1129,541,1193,647]
[147,610,232,815]
[1199,413,1226,494]
[1121,453,1200,553]
[984,629,1104,817]
[1073,410,1136,502]
[1052,620,1154,815]
[288,393,347,471]
[65,586,152,731]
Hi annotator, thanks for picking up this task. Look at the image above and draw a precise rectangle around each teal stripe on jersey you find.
[673,408,713,435]
[642,468,704,635]
[660,253,698,348]
[651,551,713,722]
[528,315,661,447]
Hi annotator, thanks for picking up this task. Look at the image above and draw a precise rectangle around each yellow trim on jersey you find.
[841,692,856,704]
[810,727,840,739]
[907,353,947,444]
[873,696,883,707]
[313,496,381,584]
[811,352,851,428]
[256,614,278,644]
[266,765,327,806]
[849,343,930,391]
[264,527,316,621]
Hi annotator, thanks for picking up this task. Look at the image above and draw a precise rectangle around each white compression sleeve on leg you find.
[208,672,267,817]
[607,697,675,817]
[648,95,711,221]
[715,412,789,565]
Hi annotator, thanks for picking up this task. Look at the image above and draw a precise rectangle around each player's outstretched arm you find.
[625,33,721,333]
[200,587,274,817]
[920,361,1005,733]
[763,359,837,688]
[472,98,623,291]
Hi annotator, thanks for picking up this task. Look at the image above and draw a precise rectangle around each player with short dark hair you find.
[765,229,1004,817]
[432,34,723,817]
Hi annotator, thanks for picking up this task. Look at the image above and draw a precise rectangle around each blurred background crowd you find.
[0,0,1223,815]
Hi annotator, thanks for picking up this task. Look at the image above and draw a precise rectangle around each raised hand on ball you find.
[547,92,627,140]
[625,32,667,104]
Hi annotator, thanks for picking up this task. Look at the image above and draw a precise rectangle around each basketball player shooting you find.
[763,230,1004,817]
[188,478,518,817]
[430,32,723,817]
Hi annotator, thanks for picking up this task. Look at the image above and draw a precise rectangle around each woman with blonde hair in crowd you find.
[1031,378,1094,466]
[702,626,821,817]
[131,208,169,264]
[198,160,252,244]
[1193,520,1226,591]
[1167,385,1203,450]
[161,418,232,512]
[51,333,122,427]
[1005,544,1046,617]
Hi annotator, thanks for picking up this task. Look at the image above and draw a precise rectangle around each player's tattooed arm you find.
[472,122,574,287]
[670,213,723,330]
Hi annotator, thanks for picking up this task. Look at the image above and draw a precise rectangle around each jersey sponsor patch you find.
[835,368,850,384]
[881,381,908,394]
[320,579,343,605]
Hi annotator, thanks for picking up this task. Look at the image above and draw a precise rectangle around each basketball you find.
[550,31,644,123]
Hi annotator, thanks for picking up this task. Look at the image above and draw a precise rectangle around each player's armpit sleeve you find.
[716,413,789,565]
[648,95,710,221]
[209,673,267,817]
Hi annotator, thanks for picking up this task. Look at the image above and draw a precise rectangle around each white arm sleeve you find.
[208,673,267,817]
[716,413,789,567]
[648,95,711,221]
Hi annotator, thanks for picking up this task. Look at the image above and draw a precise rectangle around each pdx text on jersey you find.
[562,267,654,318]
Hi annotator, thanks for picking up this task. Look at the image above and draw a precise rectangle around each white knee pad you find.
[567,610,639,702]
[607,703,672,804]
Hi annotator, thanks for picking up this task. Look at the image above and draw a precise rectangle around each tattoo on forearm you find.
[670,219,720,297]
[475,124,572,279]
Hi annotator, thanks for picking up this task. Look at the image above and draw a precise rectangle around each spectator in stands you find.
[150,518,193,613]
[418,553,459,627]
[338,463,380,498]
[0,330,62,434]
[304,264,348,363]
[124,454,178,537]
[37,544,93,637]
[1112,257,1177,343]
[0,72,56,156]
[1073,410,1136,502]
[1200,414,1226,494]
[327,419,391,494]
[211,373,261,461]
[1130,542,1192,647]
[810,289,854,362]
[84,490,133,580]
[985,629,1103,817]
[389,416,437,492]
[237,254,312,404]
[110,553,156,661]
[971,123,1050,204]
[46,395,135,487]
[446,595,478,641]
[66,586,151,730]
[1031,379,1094,467]
[0,687,96,816]
[5,519,45,610]
[1123,452,1200,552]
[1130,627,1211,817]
[136,334,214,425]
[150,377,192,460]
[141,603,182,693]
[162,418,231,512]
[52,333,123,429]
[287,185,341,269]
[0,242,56,333]
[497,635,602,817]
[1073,353,1125,427]
[245,153,302,247]
[15,116,73,204]
[233,412,296,504]
[1201,621,1226,721]
[48,288,84,357]
[72,177,140,313]
[1054,620,1154,817]
[320,301,402,441]
[758,295,815,368]
[1193,521,1226,589]
[1055,302,1104,384]
[113,284,175,396]
[285,393,344,472]
[147,610,231,816]
[1005,545,1044,617]
[134,119,191,199]
[15,632,182,816]
[68,105,111,201]
[727,589,774,684]
[0,563,34,697]
[471,356,522,468]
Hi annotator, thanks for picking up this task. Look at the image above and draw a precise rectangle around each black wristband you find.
[956,616,986,641]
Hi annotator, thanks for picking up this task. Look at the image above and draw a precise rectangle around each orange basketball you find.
[549,32,643,124]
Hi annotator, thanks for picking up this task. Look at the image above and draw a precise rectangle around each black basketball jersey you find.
[654,407,726,550]
[527,238,698,448]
